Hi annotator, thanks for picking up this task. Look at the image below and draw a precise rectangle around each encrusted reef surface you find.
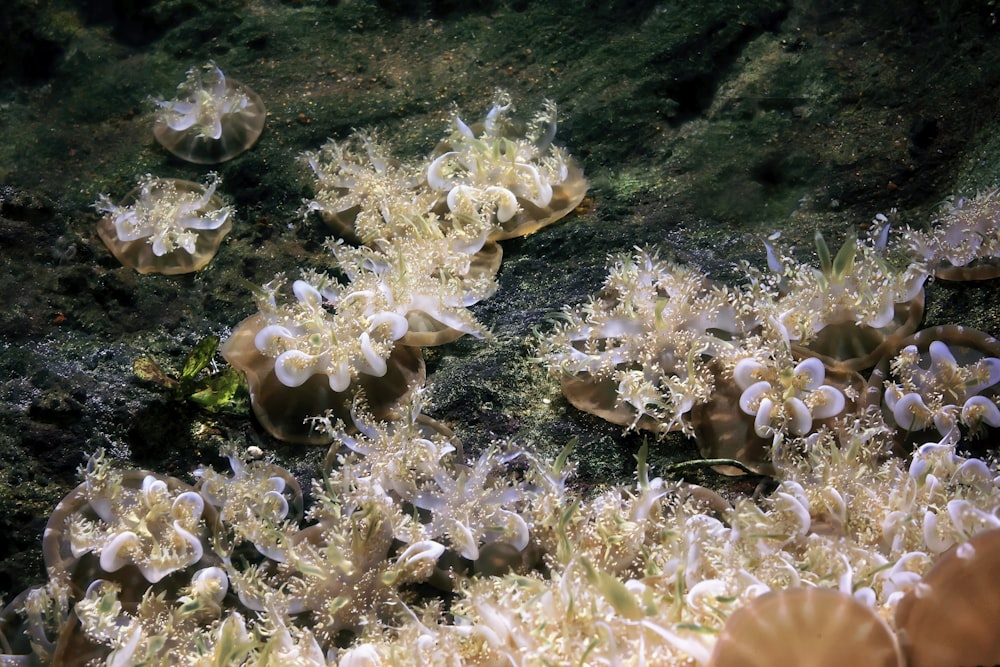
[2,0,1000,661]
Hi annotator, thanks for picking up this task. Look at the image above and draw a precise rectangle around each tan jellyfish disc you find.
[398,240,503,347]
[895,527,1000,667]
[50,610,111,667]
[555,282,682,433]
[691,359,863,475]
[221,313,425,444]
[486,159,588,241]
[42,469,220,581]
[319,201,363,242]
[864,324,1000,450]
[430,121,588,241]
[709,587,903,667]
[558,370,667,433]
[794,289,925,374]
[688,365,774,475]
[96,178,232,275]
[928,188,1000,281]
[154,78,266,164]
[312,155,413,243]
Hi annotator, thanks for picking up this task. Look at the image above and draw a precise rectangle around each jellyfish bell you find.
[153,62,266,164]
[94,174,233,275]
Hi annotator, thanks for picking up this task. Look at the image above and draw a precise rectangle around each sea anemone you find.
[94,173,233,275]
[153,61,266,164]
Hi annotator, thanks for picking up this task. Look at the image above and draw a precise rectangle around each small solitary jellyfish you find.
[94,173,234,275]
[153,61,266,164]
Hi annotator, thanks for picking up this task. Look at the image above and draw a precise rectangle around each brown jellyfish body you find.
[689,366,774,476]
[398,240,503,347]
[50,609,110,667]
[94,175,233,275]
[539,255,750,438]
[895,527,1000,667]
[767,229,927,374]
[935,261,1000,281]
[793,288,925,373]
[559,370,667,433]
[916,188,1000,281]
[690,358,864,475]
[432,155,589,242]
[42,469,220,584]
[236,516,396,635]
[428,108,588,241]
[319,201,363,242]
[221,313,425,444]
[299,131,440,245]
[709,587,903,667]
[865,325,1000,449]
[0,588,63,663]
[557,329,705,434]
[153,62,266,164]
[487,158,587,241]
[309,155,421,244]
[554,331,710,435]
